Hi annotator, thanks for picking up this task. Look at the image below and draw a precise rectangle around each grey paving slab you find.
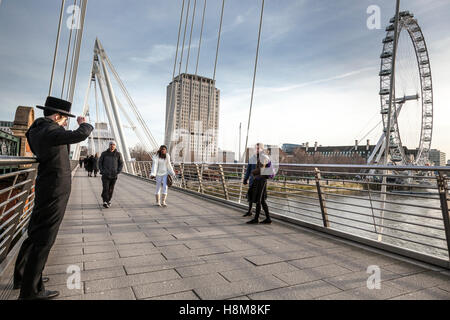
[85,269,180,293]
[132,274,229,299]
[220,263,299,283]
[249,280,341,300]
[274,264,353,286]
[146,290,199,300]
[176,259,252,278]
[4,169,448,301]
[322,268,400,290]
[390,287,450,300]
[193,275,288,300]
[318,282,408,300]
[81,287,137,300]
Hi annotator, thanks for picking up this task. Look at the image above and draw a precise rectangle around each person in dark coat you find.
[86,155,94,177]
[244,143,274,224]
[99,141,123,208]
[83,156,89,171]
[92,153,99,177]
[79,158,83,168]
[13,96,93,300]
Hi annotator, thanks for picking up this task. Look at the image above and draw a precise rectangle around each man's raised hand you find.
[77,116,86,125]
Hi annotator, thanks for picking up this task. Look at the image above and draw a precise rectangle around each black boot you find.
[260,200,271,224]
[19,290,59,300]
[243,202,253,217]
[247,203,260,224]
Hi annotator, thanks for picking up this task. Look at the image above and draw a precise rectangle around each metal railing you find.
[0,157,37,265]
[127,160,450,268]
[0,157,79,267]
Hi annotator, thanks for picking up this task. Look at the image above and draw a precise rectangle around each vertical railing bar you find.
[218,164,229,200]
[181,163,186,189]
[314,168,330,228]
[0,165,37,262]
[0,173,19,217]
[437,172,450,259]
[238,164,246,204]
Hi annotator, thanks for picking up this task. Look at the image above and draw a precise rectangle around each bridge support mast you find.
[95,39,134,173]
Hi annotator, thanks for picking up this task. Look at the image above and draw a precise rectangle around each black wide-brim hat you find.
[37,96,76,118]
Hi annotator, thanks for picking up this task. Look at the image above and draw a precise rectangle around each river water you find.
[266,190,448,260]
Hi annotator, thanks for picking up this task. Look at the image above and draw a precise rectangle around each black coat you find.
[25,118,93,244]
[99,149,123,179]
[92,156,99,171]
[86,156,94,172]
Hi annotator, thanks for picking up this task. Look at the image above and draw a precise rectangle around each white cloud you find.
[131,44,176,64]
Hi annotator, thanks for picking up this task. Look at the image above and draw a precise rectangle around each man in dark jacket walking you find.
[99,141,123,208]
[13,96,93,300]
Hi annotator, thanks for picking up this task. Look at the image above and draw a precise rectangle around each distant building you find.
[88,122,115,155]
[429,149,446,166]
[0,121,14,135]
[284,141,375,160]
[218,149,236,163]
[282,143,303,154]
[0,129,19,156]
[165,73,220,163]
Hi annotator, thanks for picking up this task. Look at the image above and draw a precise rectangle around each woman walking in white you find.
[150,145,175,207]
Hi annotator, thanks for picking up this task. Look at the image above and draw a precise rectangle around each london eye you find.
[379,11,433,165]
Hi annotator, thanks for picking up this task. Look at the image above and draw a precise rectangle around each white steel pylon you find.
[72,39,160,173]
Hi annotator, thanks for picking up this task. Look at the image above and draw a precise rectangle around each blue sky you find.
[0,0,449,160]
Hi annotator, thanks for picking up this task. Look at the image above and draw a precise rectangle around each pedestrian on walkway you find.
[79,158,83,168]
[86,154,94,177]
[150,145,175,207]
[13,96,93,300]
[92,153,99,177]
[83,156,89,172]
[244,143,273,224]
[99,141,123,208]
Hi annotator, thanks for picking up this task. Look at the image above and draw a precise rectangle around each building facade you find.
[217,149,236,163]
[165,73,220,163]
[88,122,115,156]
[0,121,14,135]
[429,149,446,166]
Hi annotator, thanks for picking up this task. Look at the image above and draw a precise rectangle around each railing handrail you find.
[127,159,450,269]
[131,160,450,173]
[0,156,37,166]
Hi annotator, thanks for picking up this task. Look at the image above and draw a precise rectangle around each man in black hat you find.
[13,96,93,300]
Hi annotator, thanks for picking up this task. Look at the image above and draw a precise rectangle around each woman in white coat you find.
[150,145,175,207]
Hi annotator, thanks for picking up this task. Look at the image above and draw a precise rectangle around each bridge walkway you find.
[3,169,450,300]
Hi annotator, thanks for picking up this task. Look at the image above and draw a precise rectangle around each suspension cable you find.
[242,0,265,162]
[173,0,191,157]
[203,0,225,163]
[66,25,79,99]
[166,0,186,153]
[178,0,191,76]
[49,0,66,96]
[94,79,101,153]
[195,0,207,75]
[104,55,159,150]
[61,0,77,98]
[188,0,207,162]
[185,0,197,74]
